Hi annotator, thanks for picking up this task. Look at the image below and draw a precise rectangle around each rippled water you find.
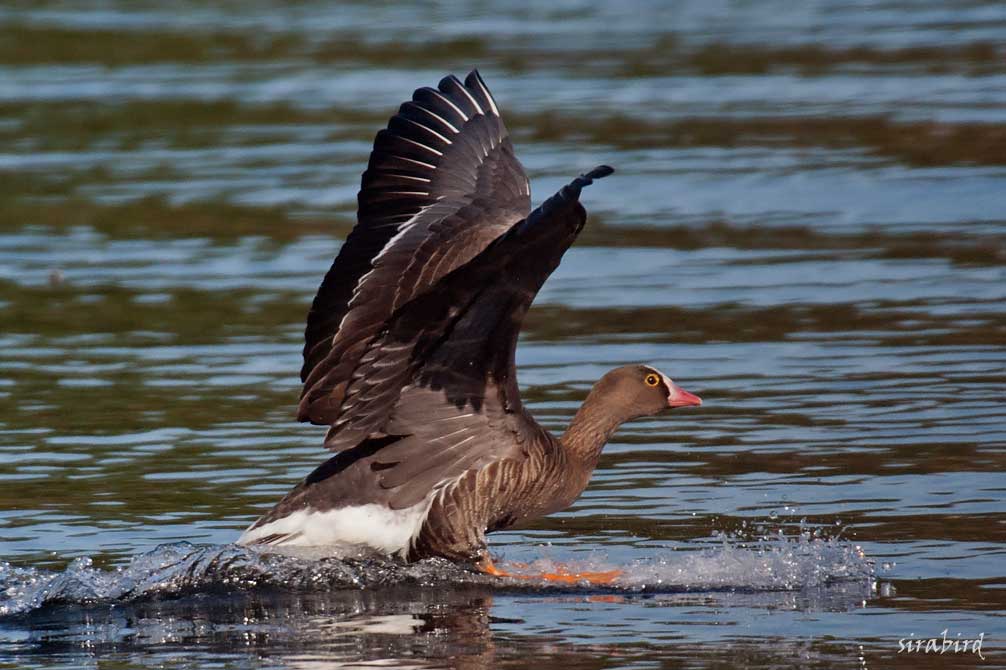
[1,1,1004,668]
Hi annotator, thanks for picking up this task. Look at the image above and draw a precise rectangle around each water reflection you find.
[7,580,883,669]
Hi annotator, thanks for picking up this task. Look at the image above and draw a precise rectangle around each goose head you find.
[596,364,702,421]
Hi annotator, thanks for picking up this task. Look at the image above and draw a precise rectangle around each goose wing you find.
[318,167,612,511]
[298,70,611,508]
[358,167,613,509]
[300,70,531,427]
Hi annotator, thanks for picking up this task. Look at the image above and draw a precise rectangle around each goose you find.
[238,70,701,583]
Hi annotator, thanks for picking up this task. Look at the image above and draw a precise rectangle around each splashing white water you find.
[495,529,870,591]
[630,530,870,591]
[0,532,872,618]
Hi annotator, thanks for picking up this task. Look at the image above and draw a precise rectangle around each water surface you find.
[1,1,1004,668]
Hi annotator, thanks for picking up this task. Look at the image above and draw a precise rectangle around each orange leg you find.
[476,556,622,585]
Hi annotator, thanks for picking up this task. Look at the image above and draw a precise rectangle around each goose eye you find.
[644,374,659,387]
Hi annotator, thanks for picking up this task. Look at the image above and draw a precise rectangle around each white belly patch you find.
[237,499,433,558]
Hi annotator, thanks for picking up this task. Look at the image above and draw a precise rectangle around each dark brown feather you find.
[315,164,611,512]
[300,71,530,427]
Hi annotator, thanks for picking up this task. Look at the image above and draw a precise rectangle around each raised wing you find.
[325,167,613,508]
[300,70,531,426]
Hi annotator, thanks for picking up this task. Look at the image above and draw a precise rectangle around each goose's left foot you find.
[476,556,622,585]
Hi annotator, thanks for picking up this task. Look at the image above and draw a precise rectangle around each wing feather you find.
[319,167,613,507]
[296,69,613,510]
[300,71,530,426]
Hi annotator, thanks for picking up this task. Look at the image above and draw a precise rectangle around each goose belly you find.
[237,498,434,557]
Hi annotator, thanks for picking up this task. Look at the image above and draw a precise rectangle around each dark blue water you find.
[1,1,1004,667]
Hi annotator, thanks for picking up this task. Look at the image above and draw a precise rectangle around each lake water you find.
[1,1,1004,668]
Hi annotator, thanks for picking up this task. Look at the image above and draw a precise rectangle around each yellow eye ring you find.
[644,373,660,387]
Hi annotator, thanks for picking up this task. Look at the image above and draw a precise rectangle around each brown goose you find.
[238,70,701,581]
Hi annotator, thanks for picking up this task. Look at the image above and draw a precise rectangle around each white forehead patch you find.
[642,366,673,385]
[642,366,675,395]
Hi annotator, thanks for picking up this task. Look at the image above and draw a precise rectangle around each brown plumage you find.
[237,71,701,569]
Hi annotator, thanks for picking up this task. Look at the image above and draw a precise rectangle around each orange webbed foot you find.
[477,556,509,578]
[477,557,622,586]
[538,568,622,585]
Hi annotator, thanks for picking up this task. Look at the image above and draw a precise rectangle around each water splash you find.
[0,532,873,619]
[0,543,476,618]
[506,531,872,592]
